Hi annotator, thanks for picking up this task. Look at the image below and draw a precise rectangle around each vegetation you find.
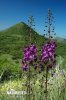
[0,22,66,100]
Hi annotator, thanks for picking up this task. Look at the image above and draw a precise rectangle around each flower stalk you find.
[45,66,48,100]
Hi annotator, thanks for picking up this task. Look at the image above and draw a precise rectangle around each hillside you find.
[0,22,66,60]
[0,22,45,61]
[0,21,66,80]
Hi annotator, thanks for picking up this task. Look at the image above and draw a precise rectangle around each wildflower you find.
[40,41,56,62]
[22,64,28,71]
[40,41,57,70]
[22,44,37,71]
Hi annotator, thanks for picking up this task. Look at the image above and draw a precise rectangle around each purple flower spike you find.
[22,44,37,71]
[41,41,56,62]
[40,41,57,70]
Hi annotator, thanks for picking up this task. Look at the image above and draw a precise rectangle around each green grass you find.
[0,56,66,100]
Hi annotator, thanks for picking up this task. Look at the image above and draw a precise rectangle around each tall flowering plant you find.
[39,9,57,100]
[39,40,57,100]
[21,16,36,100]
[22,43,38,100]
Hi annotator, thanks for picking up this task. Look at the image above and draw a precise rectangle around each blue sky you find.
[0,0,66,38]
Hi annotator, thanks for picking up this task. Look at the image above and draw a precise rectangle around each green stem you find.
[40,76,43,100]
[45,66,48,100]
[28,66,30,100]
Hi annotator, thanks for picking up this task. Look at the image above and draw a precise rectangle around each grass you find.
[0,56,66,100]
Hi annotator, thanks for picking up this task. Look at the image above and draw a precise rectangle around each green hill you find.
[0,22,45,77]
[0,22,45,60]
[0,22,66,78]
[0,22,66,60]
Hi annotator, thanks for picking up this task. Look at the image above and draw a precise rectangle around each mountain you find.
[0,22,45,60]
[0,22,66,60]
[55,37,66,43]
[0,22,66,79]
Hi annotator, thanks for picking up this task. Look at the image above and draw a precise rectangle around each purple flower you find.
[23,44,37,62]
[34,64,38,70]
[22,64,28,71]
[22,44,37,71]
[40,41,56,62]
[40,41,57,70]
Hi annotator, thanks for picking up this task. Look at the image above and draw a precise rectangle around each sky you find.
[0,0,66,38]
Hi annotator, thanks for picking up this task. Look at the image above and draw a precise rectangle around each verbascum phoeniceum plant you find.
[39,41,56,100]
[22,16,38,100]
[22,9,57,100]
[39,9,57,100]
